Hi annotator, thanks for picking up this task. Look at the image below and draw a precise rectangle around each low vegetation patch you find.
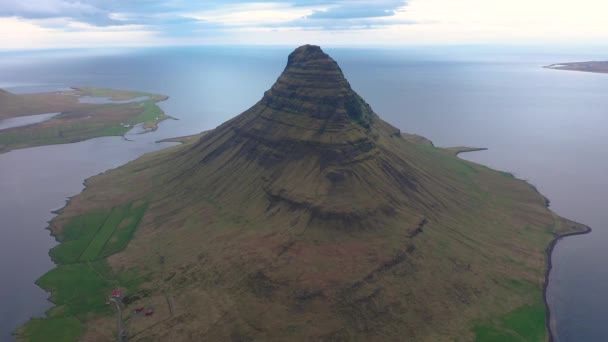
[474,302,546,342]
[50,201,149,264]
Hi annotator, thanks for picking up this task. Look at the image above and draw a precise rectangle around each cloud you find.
[0,16,158,50]
[0,0,121,26]
[1,0,608,49]
[182,1,409,31]
[0,1,410,28]
[183,3,315,27]
[308,0,406,19]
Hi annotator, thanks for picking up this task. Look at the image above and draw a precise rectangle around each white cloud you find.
[183,2,319,26]
[0,16,158,50]
[109,13,130,21]
[392,0,608,43]
[0,0,608,49]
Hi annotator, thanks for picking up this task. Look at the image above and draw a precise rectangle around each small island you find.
[0,87,172,154]
[545,61,608,74]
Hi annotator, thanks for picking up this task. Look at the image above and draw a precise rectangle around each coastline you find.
[456,147,593,342]
[543,224,592,342]
[450,146,488,156]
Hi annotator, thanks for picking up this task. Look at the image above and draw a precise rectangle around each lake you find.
[0,46,606,341]
[0,113,61,131]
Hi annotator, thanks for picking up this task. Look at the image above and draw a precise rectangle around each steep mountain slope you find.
[161,45,472,231]
[20,45,587,342]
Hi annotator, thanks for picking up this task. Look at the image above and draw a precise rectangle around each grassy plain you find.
[17,201,149,341]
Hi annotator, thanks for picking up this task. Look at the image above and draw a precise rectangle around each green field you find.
[50,201,148,264]
[474,303,546,341]
[18,201,149,341]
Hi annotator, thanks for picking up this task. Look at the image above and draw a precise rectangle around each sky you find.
[0,0,606,50]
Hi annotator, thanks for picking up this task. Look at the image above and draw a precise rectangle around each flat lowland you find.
[18,46,589,342]
[0,87,171,153]
[545,61,608,74]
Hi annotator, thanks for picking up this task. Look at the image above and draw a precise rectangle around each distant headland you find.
[545,61,608,74]
[0,87,173,154]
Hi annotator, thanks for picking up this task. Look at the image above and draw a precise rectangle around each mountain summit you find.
[26,45,588,341]
[262,44,373,129]
[171,45,456,230]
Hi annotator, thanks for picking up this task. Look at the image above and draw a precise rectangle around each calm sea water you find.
[0,46,606,341]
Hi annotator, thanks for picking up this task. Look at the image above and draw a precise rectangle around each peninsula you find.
[0,87,171,154]
[545,61,608,74]
[18,45,588,342]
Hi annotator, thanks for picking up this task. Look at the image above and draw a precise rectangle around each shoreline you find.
[543,224,592,342]
[456,147,593,342]
[451,146,488,156]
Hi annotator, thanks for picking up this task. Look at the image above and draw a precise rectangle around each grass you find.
[17,200,149,341]
[18,317,83,342]
[474,303,547,342]
[80,206,130,261]
[38,261,115,317]
[50,201,148,264]
[131,100,170,130]
[100,201,148,258]
[49,212,107,264]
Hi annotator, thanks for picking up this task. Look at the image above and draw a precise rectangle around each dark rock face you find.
[262,44,373,131]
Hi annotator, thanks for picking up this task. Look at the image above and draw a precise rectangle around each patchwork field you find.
[17,201,149,341]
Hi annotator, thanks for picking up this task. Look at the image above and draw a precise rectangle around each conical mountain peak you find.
[260,45,374,130]
[285,44,342,73]
[183,45,427,226]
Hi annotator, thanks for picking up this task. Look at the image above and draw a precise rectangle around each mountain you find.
[165,44,467,231]
[19,45,588,342]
